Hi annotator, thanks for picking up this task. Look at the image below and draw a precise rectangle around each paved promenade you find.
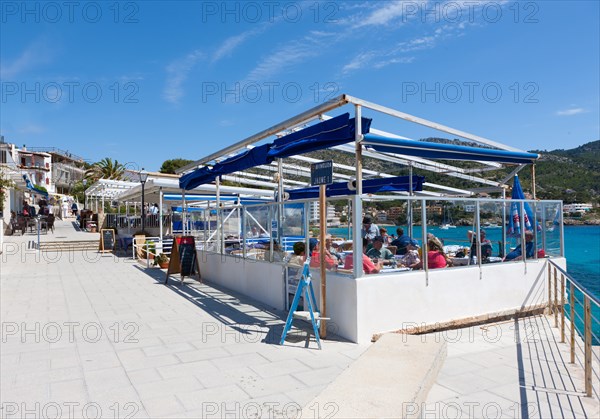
[425,316,599,418]
[1,220,598,418]
[1,221,367,418]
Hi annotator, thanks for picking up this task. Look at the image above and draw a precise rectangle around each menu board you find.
[165,236,201,284]
[99,229,115,253]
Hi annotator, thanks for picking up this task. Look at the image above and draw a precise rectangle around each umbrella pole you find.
[531,165,536,199]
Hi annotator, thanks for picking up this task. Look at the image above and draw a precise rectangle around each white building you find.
[309,202,337,224]
[563,203,593,214]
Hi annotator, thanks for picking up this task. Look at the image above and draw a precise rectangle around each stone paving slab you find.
[1,229,368,418]
[425,316,600,419]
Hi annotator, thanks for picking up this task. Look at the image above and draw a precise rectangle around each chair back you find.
[387,245,397,255]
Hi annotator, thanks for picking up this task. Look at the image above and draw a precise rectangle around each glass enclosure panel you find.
[540,201,562,257]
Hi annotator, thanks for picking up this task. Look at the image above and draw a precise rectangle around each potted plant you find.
[154,253,170,269]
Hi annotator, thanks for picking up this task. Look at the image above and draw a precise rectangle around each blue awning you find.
[163,194,239,202]
[267,113,372,159]
[179,113,372,190]
[287,175,424,200]
[23,175,49,198]
[362,134,539,164]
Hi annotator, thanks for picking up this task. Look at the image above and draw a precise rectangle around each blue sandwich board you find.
[279,259,323,349]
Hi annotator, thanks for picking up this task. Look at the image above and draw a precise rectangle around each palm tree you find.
[85,158,126,182]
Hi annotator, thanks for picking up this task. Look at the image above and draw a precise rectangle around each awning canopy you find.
[287,175,424,200]
[362,134,539,164]
[163,193,239,202]
[179,113,372,190]
[22,175,49,198]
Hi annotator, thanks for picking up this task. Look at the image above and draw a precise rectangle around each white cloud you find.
[556,108,586,116]
[353,1,410,28]
[212,25,268,63]
[342,52,376,74]
[163,49,204,104]
[0,40,54,79]
[246,32,333,81]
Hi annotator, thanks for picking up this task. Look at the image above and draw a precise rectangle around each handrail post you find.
[570,283,575,364]
[583,296,592,397]
[547,262,552,313]
[553,266,558,328]
[560,273,565,343]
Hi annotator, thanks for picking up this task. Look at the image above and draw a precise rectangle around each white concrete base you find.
[199,251,286,311]
[200,252,566,345]
[305,333,447,418]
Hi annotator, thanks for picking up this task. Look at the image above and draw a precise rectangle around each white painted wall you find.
[200,252,286,311]
[353,258,566,343]
[201,254,566,344]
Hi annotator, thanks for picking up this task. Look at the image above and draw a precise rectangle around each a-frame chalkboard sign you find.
[165,236,201,285]
[99,229,115,253]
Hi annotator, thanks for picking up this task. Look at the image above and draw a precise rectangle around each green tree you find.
[85,158,126,182]
[160,158,194,174]
[0,169,15,212]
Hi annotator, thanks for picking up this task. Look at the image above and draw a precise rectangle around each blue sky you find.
[1,0,598,171]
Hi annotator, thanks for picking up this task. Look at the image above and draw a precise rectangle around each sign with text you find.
[311,160,333,186]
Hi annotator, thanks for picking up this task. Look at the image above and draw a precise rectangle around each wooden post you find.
[570,283,575,364]
[553,267,558,328]
[319,184,327,339]
[584,296,592,397]
[560,274,565,343]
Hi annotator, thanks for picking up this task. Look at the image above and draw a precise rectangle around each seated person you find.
[264,241,286,262]
[287,241,306,266]
[379,227,391,245]
[400,242,420,267]
[325,234,343,263]
[366,236,395,266]
[468,229,492,262]
[309,239,337,270]
[390,228,418,255]
[411,237,448,270]
[343,238,383,274]
[504,231,535,261]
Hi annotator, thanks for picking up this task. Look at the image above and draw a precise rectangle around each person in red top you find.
[309,239,337,270]
[343,238,383,274]
[412,237,448,269]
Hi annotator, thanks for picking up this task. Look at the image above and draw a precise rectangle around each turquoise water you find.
[329,225,600,343]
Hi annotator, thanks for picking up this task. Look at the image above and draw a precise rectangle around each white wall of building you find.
[199,249,566,344]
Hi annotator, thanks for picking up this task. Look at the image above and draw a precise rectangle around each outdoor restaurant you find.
[90,95,567,344]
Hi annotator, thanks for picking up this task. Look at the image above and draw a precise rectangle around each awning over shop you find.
[22,175,49,198]
[179,113,372,190]
[362,134,539,164]
[287,175,424,200]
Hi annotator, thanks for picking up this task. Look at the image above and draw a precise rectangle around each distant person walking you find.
[71,202,78,217]
[62,201,69,218]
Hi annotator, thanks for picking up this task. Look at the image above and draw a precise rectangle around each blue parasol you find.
[507,175,537,236]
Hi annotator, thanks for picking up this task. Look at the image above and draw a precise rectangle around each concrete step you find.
[304,333,447,418]
[39,241,100,251]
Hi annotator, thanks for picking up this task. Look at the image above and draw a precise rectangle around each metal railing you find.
[131,236,174,268]
[547,259,599,398]
[104,214,171,231]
